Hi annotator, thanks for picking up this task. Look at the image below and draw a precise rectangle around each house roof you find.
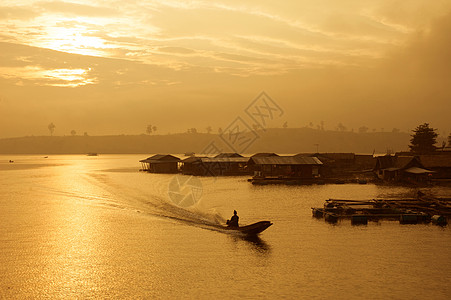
[419,155,451,168]
[140,154,181,163]
[199,157,249,163]
[251,153,279,157]
[316,153,355,160]
[354,155,376,165]
[215,153,243,158]
[377,155,425,171]
[182,156,249,164]
[250,156,322,165]
[394,156,416,169]
[181,156,205,163]
[375,155,395,169]
[404,167,434,174]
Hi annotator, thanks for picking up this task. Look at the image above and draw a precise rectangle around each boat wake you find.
[86,171,232,231]
[81,171,272,239]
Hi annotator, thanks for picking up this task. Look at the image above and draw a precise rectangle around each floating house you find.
[181,156,250,176]
[419,154,451,179]
[354,154,377,171]
[248,155,323,178]
[306,153,375,180]
[374,155,433,183]
[313,153,355,167]
[140,154,181,173]
[180,156,206,175]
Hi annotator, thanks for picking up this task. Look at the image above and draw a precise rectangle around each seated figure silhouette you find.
[226,210,239,227]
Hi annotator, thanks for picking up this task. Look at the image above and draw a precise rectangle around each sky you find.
[1,0,451,138]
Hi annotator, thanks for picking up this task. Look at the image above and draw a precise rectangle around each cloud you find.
[4,0,450,77]
[157,47,196,54]
[380,10,451,80]
[37,1,118,17]
[0,6,38,20]
[0,65,96,87]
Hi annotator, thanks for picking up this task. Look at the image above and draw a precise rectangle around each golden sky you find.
[1,0,451,137]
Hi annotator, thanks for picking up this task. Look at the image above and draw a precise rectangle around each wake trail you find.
[86,172,230,231]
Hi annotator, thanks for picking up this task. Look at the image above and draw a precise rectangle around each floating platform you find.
[312,197,450,225]
[251,177,323,185]
[249,176,373,186]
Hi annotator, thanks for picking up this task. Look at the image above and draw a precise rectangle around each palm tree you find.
[48,122,56,136]
[146,125,153,135]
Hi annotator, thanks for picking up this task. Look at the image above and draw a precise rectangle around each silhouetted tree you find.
[152,126,157,133]
[146,125,153,134]
[409,123,438,154]
[187,128,197,134]
[206,126,212,134]
[48,122,56,136]
[70,130,76,136]
[84,132,88,136]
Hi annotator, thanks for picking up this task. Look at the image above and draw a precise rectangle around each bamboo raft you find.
[312,196,450,225]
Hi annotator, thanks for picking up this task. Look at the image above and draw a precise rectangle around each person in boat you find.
[226,210,239,227]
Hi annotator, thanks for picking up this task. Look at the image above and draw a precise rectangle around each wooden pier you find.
[312,196,450,225]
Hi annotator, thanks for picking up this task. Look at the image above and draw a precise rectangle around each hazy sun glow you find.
[0,66,95,87]
[35,22,114,57]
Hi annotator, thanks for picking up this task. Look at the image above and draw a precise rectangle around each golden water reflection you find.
[1,155,451,298]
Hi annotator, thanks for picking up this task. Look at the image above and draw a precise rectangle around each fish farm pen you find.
[312,196,450,226]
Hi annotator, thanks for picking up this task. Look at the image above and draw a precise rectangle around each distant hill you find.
[0,128,416,155]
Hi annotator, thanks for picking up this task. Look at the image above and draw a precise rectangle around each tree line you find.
[46,121,450,153]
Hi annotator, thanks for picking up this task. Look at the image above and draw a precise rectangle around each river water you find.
[1,155,450,299]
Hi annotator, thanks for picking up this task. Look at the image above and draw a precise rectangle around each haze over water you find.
[1,155,450,299]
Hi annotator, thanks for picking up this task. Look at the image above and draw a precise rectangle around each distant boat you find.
[87,153,98,156]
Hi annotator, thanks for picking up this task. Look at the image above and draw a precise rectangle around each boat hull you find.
[224,221,272,235]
